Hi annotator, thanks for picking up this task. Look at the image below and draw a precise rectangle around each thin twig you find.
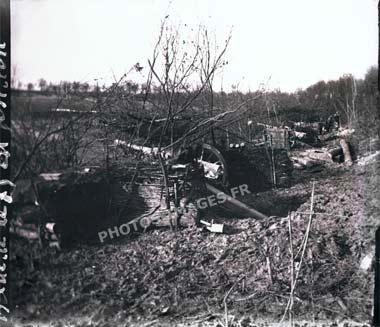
[295,211,352,219]
[162,95,261,152]
[308,247,315,324]
[313,304,356,321]
[288,212,294,327]
[280,182,315,323]
[223,276,245,327]
[266,256,273,284]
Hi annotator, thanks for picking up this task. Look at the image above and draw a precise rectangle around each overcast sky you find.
[11,0,378,92]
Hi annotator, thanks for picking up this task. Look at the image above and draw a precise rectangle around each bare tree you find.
[198,26,230,145]
[147,18,232,151]
[130,18,233,226]
[27,82,34,92]
[38,78,47,92]
[334,74,357,129]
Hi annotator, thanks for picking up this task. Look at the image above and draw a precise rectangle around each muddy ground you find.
[9,153,379,327]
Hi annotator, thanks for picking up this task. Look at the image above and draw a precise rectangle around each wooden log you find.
[305,149,332,163]
[340,139,353,166]
[291,157,320,168]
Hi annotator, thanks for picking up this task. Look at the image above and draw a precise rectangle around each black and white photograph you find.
[3,0,380,326]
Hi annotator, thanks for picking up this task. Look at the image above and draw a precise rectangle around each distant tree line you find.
[17,64,378,141]
[17,79,140,96]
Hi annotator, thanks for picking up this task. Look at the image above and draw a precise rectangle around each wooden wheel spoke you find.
[205,152,216,162]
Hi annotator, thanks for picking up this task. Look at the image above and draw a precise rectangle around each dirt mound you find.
[11,166,147,246]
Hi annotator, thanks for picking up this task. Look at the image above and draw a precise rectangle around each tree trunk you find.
[340,139,353,166]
